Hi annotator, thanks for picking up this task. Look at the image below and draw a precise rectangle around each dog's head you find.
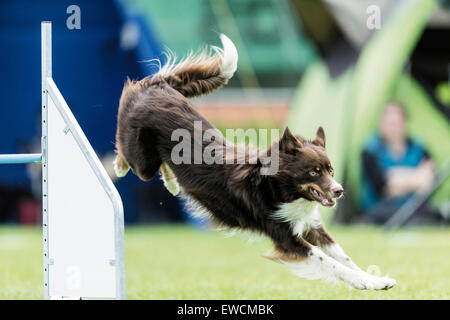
[273,126,343,207]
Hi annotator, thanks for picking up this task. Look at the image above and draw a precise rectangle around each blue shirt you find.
[361,135,429,213]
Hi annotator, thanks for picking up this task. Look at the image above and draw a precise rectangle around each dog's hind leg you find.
[160,162,180,196]
[124,127,162,181]
[113,153,131,178]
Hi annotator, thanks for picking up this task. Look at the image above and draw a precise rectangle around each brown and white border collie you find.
[113,35,396,290]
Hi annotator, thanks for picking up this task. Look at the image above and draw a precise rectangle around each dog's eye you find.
[309,170,318,177]
[329,167,334,176]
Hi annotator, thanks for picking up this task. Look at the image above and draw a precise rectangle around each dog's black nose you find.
[332,186,344,198]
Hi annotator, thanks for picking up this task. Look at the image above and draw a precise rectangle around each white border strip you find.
[41,21,50,301]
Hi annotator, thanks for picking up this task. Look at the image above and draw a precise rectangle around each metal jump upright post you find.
[0,22,126,299]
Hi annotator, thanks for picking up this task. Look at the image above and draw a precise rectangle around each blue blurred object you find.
[0,0,181,223]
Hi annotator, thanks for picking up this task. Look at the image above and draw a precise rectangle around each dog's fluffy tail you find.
[151,34,238,98]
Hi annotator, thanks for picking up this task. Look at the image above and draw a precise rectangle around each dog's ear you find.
[279,126,302,154]
[312,126,326,148]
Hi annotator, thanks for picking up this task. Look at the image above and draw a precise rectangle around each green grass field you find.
[0,224,449,299]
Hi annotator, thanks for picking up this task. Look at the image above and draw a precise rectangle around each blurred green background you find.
[132,0,318,87]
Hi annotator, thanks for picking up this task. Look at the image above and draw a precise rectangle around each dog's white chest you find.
[272,198,321,236]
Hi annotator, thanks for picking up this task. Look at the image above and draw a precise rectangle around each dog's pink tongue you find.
[322,198,335,206]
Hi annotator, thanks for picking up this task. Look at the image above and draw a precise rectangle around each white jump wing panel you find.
[46,79,125,299]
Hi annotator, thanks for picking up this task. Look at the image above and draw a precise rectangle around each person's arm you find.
[385,160,435,197]
[362,150,386,196]
[385,167,421,197]
[362,149,434,198]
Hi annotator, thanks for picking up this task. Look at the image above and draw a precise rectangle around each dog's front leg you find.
[265,223,396,290]
[304,225,363,272]
[266,231,395,290]
[279,243,396,290]
[321,241,363,272]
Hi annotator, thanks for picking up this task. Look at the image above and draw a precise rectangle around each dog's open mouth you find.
[309,187,335,207]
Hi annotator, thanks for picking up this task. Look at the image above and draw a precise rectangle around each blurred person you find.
[359,101,442,225]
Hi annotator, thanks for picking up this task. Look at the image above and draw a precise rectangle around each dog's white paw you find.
[164,178,180,196]
[113,158,130,178]
[347,272,396,290]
